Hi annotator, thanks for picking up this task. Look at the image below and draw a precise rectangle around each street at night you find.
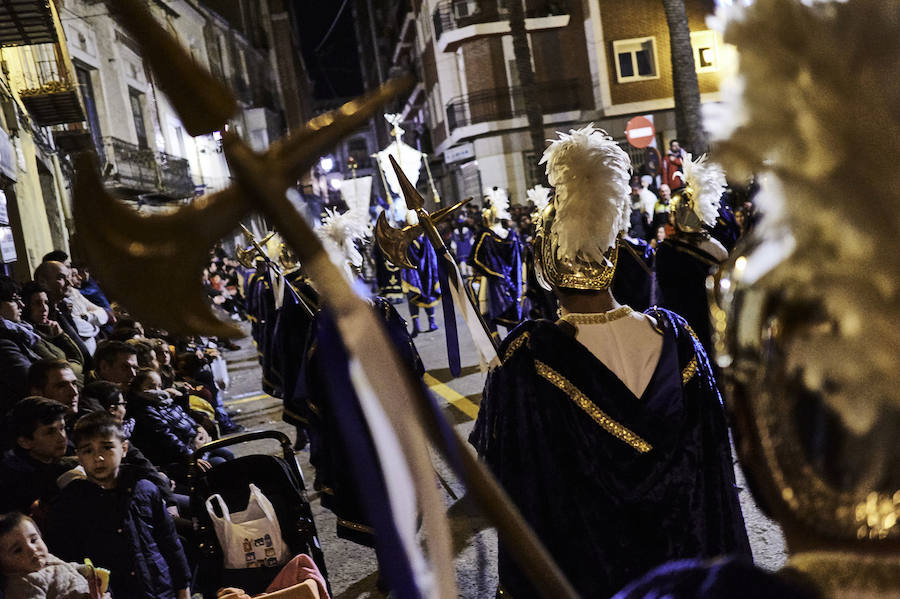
[0,0,896,598]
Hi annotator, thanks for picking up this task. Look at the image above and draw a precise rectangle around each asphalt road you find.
[220,302,786,598]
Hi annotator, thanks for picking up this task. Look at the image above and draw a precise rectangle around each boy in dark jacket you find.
[45,413,191,599]
[0,398,73,515]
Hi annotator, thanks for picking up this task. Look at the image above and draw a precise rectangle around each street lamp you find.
[319,155,334,173]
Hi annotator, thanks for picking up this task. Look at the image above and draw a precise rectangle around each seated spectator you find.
[92,341,137,389]
[27,360,86,416]
[33,262,92,366]
[68,262,113,315]
[127,369,231,481]
[1,278,71,414]
[0,398,73,515]
[45,414,192,599]
[21,282,86,382]
[175,351,243,434]
[69,407,186,516]
[126,339,159,371]
[0,511,108,599]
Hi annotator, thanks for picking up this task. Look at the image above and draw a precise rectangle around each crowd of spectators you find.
[0,249,252,598]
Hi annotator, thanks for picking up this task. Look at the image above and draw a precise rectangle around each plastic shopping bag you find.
[205,483,291,569]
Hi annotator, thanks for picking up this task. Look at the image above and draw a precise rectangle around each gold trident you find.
[74,2,576,597]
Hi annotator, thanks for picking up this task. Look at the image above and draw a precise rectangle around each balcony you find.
[51,124,94,155]
[0,0,58,47]
[14,43,84,126]
[432,0,569,52]
[445,78,582,132]
[103,137,194,200]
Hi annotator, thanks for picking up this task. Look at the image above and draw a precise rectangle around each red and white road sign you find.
[625,116,655,148]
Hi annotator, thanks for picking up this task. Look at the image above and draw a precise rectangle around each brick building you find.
[357,0,730,207]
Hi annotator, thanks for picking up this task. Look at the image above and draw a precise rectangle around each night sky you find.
[294,2,364,100]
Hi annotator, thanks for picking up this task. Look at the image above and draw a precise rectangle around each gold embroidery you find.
[472,232,504,277]
[682,355,698,385]
[337,518,375,534]
[534,360,652,453]
[502,332,530,362]
[559,306,633,326]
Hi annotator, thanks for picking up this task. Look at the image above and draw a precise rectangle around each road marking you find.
[423,373,479,420]
[226,393,269,406]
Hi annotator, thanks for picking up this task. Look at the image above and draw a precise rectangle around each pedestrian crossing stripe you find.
[423,373,479,420]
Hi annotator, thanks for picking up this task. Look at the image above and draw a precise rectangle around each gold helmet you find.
[670,154,726,234]
[533,125,632,291]
[481,186,510,229]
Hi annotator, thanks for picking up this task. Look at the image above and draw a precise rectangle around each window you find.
[128,88,148,149]
[612,37,659,83]
[690,30,719,73]
[75,65,104,158]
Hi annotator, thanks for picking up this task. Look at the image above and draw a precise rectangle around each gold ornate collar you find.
[558,306,634,326]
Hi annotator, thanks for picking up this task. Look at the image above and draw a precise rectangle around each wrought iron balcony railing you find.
[445,78,583,132]
[103,137,194,200]
[432,0,567,39]
[12,43,84,126]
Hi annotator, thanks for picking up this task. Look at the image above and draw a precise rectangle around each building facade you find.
[0,0,83,277]
[0,0,317,276]
[357,0,730,207]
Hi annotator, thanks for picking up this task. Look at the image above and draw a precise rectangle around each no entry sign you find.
[625,115,655,148]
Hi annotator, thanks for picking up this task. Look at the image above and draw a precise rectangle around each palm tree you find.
[661,0,707,154]
[509,0,547,184]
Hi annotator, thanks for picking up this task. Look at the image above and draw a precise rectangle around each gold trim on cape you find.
[534,359,652,453]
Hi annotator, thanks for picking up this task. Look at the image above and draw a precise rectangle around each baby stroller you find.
[188,430,329,598]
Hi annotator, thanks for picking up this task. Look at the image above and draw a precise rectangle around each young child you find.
[0,399,74,515]
[0,511,107,599]
[45,413,192,599]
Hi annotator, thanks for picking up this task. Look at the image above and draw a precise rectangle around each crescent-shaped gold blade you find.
[375,211,419,269]
[107,0,236,135]
[72,153,250,337]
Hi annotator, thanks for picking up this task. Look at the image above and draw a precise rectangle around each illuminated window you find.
[691,30,720,73]
[612,37,659,83]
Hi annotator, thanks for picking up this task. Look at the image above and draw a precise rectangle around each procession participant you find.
[467,187,525,339]
[269,248,320,450]
[471,125,750,599]
[654,154,729,358]
[303,209,425,567]
[400,211,441,336]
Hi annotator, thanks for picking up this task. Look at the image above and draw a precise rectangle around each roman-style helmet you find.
[533,125,632,291]
[670,154,727,234]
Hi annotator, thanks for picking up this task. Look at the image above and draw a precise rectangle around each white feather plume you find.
[539,125,632,264]
[317,207,370,280]
[486,187,511,220]
[638,188,657,218]
[678,153,726,227]
[709,0,900,431]
[526,185,551,220]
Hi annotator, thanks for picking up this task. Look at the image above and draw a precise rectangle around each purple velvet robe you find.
[470,308,751,598]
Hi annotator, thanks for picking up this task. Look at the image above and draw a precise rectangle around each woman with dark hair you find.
[20,282,85,381]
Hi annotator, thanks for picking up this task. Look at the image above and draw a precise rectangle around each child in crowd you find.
[79,383,187,515]
[0,399,74,515]
[0,512,108,599]
[45,413,191,599]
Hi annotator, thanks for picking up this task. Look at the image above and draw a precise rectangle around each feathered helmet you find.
[316,206,371,282]
[482,186,511,228]
[670,154,726,234]
[534,125,632,291]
